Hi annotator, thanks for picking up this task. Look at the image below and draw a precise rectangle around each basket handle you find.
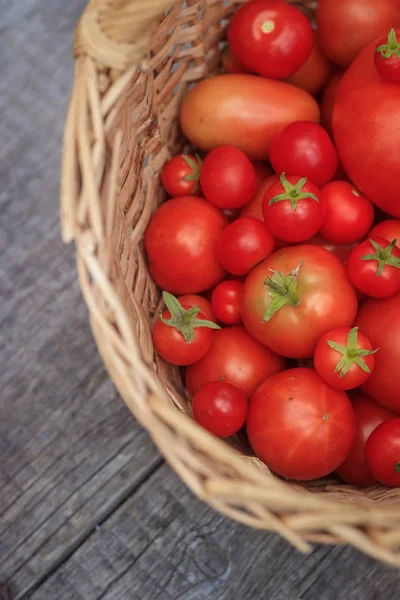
[75,0,174,70]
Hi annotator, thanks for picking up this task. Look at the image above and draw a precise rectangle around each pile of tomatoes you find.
[145,0,400,487]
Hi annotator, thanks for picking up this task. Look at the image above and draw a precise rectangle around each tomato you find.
[263,174,323,243]
[285,32,331,96]
[152,293,220,366]
[186,326,285,399]
[192,381,248,438]
[200,146,257,209]
[270,121,338,187]
[221,47,252,74]
[216,217,275,276]
[356,293,400,412]
[320,72,344,138]
[347,237,400,298]
[365,418,400,487]
[336,394,395,486]
[369,220,400,249]
[317,0,399,68]
[144,196,227,294]
[211,280,243,325]
[242,245,358,358]
[374,29,400,82]
[180,74,320,161]
[228,0,313,79]
[178,295,216,323]
[314,326,378,390]
[308,234,358,265]
[247,368,356,480]
[161,154,201,197]
[241,175,279,221]
[333,33,400,218]
[319,181,374,245]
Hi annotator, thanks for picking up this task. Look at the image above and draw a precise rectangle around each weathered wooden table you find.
[1,2,400,598]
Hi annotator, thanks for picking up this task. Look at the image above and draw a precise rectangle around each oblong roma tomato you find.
[180,75,320,161]
[144,196,227,294]
[247,368,356,480]
[242,245,358,358]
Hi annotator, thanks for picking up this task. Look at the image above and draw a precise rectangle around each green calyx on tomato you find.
[269,173,319,211]
[361,238,400,276]
[262,262,303,322]
[395,462,400,473]
[181,154,202,193]
[375,29,400,59]
[160,291,220,343]
[325,326,379,379]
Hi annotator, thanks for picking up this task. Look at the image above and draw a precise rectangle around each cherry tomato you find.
[308,234,358,265]
[161,154,202,197]
[263,174,323,243]
[320,72,344,137]
[336,394,395,487]
[242,245,358,358]
[270,121,339,187]
[211,280,243,325]
[247,368,356,480]
[144,196,227,294]
[369,220,400,249]
[375,29,400,82]
[365,418,400,487]
[221,47,252,74]
[319,181,374,245]
[178,295,216,323]
[153,293,220,366]
[347,237,400,298]
[314,326,378,391]
[317,0,399,68]
[228,0,313,79]
[192,381,248,438]
[241,175,279,221]
[186,326,285,399]
[216,217,275,276]
[200,146,257,209]
[285,32,331,96]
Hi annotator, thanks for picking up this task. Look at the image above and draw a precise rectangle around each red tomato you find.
[153,293,220,366]
[178,295,216,323]
[374,29,400,82]
[242,245,358,358]
[347,237,400,298]
[216,217,275,276]
[285,32,331,96]
[192,381,248,438]
[317,0,399,68]
[270,121,338,187]
[369,220,400,249]
[200,146,257,209]
[180,75,320,161]
[334,33,400,218]
[263,174,323,243]
[241,175,279,221]
[356,293,400,412]
[211,280,243,325]
[228,0,313,79]
[308,233,358,265]
[221,47,252,75]
[336,394,395,487]
[144,197,227,294]
[247,368,356,480]
[161,154,201,197]
[365,418,400,487]
[186,326,285,399]
[314,326,378,390]
[320,72,344,138]
[319,181,374,245]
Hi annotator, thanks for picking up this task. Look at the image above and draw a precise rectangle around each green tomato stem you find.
[160,291,220,343]
[268,173,319,211]
[375,29,400,59]
[325,327,379,379]
[263,262,303,322]
[361,238,400,277]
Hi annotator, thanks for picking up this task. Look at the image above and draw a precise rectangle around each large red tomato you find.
[334,33,400,218]
[356,294,400,413]
[247,368,356,480]
[320,72,344,137]
[242,245,358,358]
[186,326,285,399]
[144,197,227,294]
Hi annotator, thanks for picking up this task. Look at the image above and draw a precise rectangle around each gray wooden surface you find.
[1,1,400,599]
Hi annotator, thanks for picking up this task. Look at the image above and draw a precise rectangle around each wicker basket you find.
[61,0,400,565]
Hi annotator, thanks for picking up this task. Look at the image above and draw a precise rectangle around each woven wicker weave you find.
[61,0,400,565]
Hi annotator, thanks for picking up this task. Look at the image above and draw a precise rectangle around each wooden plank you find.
[30,465,400,600]
[0,2,162,598]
